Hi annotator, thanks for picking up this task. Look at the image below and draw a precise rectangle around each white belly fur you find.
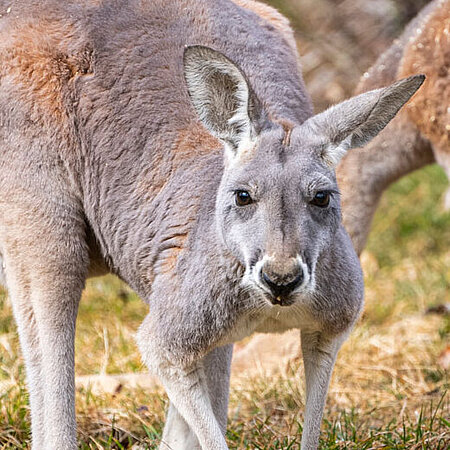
[219,301,321,347]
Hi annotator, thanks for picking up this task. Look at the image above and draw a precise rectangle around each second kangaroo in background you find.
[338,0,449,255]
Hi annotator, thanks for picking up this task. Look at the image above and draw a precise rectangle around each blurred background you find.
[0,0,448,448]
[270,0,430,111]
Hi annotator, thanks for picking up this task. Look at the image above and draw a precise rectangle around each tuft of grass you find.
[0,385,30,448]
[75,275,147,376]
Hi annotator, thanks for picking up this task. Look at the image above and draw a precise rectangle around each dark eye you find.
[311,191,330,208]
[235,190,253,206]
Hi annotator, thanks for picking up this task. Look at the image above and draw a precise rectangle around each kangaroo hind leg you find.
[2,265,45,449]
[1,200,89,450]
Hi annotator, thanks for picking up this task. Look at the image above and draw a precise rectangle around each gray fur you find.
[0,0,423,449]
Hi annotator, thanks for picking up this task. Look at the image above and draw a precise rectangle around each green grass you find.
[0,164,449,448]
[367,165,449,267]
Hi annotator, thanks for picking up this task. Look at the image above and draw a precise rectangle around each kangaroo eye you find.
[311,191,330,207]
[235,190,253,206]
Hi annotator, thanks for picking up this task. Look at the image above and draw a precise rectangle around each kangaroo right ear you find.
[305,75,425,167]
[183,45,263,161]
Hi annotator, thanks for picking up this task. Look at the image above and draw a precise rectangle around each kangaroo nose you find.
[261,266,303,303]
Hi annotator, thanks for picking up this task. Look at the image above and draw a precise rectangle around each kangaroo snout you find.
[259,258,305,304]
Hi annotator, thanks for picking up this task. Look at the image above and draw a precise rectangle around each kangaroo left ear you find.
[183,45,264,161]
[304,75,425,167]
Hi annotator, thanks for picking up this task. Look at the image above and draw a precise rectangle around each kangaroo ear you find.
[305,75,425,167]
[183,45,263,160]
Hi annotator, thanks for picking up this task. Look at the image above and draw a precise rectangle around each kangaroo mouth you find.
[268,294,296,307]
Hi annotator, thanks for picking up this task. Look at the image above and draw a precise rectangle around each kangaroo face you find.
[215,127,341,305]
[184,45,425,306]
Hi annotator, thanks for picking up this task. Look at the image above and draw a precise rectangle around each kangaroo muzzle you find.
[258,256,305,305]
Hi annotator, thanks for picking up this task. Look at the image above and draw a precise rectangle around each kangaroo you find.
[338,0,449,255]
[0,0,424,449]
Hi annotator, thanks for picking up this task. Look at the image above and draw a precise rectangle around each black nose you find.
[261,268,303,303]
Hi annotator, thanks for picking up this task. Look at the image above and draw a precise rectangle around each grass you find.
[0,164,449,448]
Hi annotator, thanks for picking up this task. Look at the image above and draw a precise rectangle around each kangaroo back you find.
[356,0,448,149]
[399,0,449,150]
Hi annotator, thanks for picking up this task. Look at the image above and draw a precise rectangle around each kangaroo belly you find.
[254,305,321,334]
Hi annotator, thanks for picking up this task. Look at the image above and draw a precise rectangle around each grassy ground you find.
[0,165,448,448]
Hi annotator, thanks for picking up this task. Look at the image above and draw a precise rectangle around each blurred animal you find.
[0,0,423,449]
[338,0,450,255]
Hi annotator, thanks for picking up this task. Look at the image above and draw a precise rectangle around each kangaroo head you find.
[184,45,424,306]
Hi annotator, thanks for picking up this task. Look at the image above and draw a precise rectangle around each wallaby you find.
[0,0,424,449]
[338,0,449,255]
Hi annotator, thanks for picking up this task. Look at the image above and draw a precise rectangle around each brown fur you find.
[173,123,222,163]
[399,0,449,150]
[158,246,185,275]
[0,16,92,121]
[277,118,295,147]
[142,0,298,199]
